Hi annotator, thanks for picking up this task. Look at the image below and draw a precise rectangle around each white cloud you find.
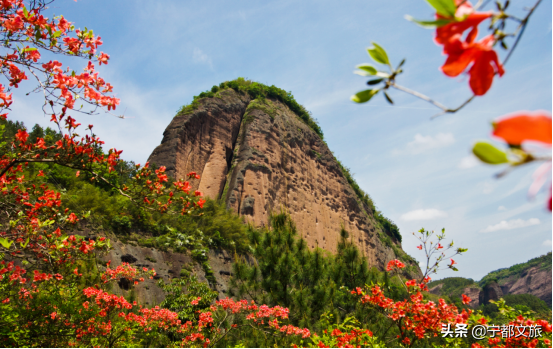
[480,218,541,233]
[497,206,507,211]
[458,155,479,169]
[406,133,455,154]
[401,209,448,221]
[542,240,552,247]
[192,48,213,68]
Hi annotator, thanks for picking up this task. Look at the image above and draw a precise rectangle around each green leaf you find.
[350,89,380,103]
[355,64,377,75]
[52,30,62,38]
[20,238,29,248]
[367,78,383,85]
[426,0,457,17]
[0,237,13,249]
[367,42,389,65]
[405,15,453,28]
[472,142,509,164]
[383,91,394,105]
[397,58,406,70]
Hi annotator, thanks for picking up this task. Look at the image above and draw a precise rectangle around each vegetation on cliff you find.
[177,77,324,138]
[0,118,250,272]
[336,160,402,243]
[479,252,552,288]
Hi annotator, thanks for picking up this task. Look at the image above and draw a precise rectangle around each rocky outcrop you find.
[479,281,503,305]
[148,88,414,271]
[102,237,236,305]
[498,266,552,307]
[428,283,444,296]
[463,286,481,309]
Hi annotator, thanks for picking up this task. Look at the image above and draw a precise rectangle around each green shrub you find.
[479,294,551,322]
[177,78,324,138]
[159,270,218,323]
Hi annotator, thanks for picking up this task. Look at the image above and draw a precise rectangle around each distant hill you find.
[480,253,551,288]
[427,252,552,310]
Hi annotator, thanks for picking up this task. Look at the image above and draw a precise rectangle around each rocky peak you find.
[148,82,416,272]
[479,281,504,305]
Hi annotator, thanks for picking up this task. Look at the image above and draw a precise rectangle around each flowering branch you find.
[351,0,543,118]
[413,228,467,283]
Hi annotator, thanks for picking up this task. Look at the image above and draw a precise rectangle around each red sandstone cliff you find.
[149,87,415,271]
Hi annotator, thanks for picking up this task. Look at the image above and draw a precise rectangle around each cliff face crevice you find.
[149,88,412,271]
[149,89,251,199]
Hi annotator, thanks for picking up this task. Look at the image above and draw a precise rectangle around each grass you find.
[244,98,277,122]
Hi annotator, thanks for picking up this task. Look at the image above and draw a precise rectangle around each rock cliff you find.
[479,281,504,305]
[149,84,413,271]
[497,266,552,307]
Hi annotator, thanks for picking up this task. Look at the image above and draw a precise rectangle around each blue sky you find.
[11,0,552,281]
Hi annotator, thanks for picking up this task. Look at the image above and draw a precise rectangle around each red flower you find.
[188,171,201,179]
[441,33,504,96]
[386,259,406,271]
[450,258,457,266]
[492,111,552,211]
[416,244,422,250]
[435,1,492,46]
[492,111,552,146]
[462,294,471,305]
[98,52,109,65]
[197,199,206,209]
[67,213,78,223]
[15,129,29,143]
